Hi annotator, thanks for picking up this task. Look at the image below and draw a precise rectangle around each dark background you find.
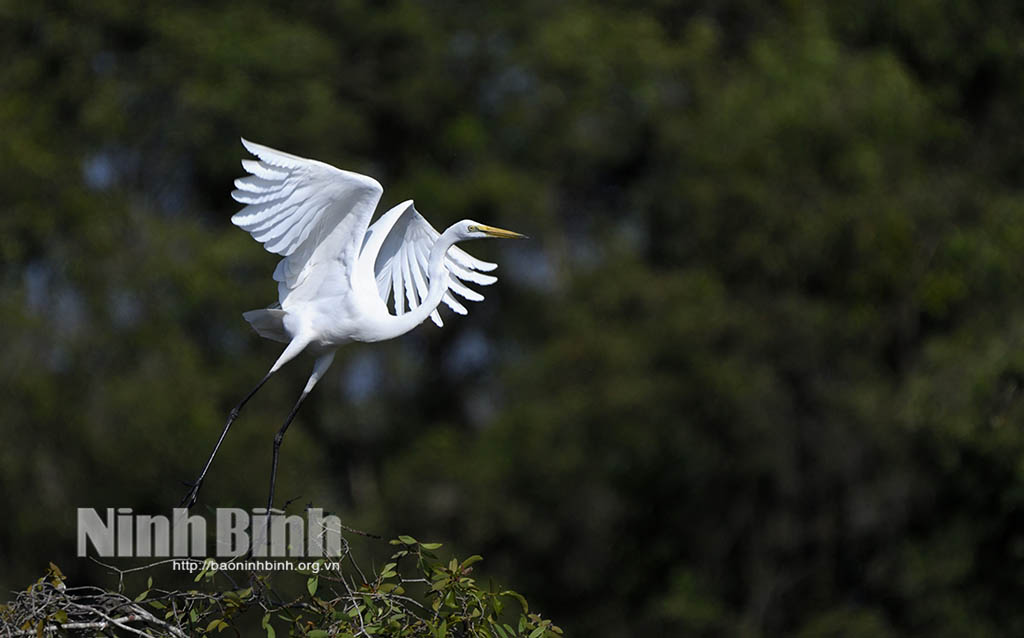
[4,1,1024,636]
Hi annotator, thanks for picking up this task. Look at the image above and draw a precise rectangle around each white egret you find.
[182,139,525,510]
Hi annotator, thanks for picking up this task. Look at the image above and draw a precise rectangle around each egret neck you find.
[384,225,458,338]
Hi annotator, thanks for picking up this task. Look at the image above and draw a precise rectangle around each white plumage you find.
[182,139,525,510]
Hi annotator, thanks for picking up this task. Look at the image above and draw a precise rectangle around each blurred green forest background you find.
[4,1,1024,635]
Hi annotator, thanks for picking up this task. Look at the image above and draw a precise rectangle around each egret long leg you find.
[264,352,336,515]
[250,391,311,558]
[180,373,272,508]
[181,336,314,508]
[266,391,310,515]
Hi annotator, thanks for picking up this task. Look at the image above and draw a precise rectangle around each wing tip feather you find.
[240,137,260,156]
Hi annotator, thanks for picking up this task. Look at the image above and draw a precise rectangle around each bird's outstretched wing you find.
[367,201,497,327]
[231,139,384,305]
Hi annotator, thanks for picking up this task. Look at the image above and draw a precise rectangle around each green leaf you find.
[47,563,65,584]
[307,575,319,597]
[398,535,417,545]
[460,555,483,571]
[421,542,443,550]
[261,613,276,638]
[501,590,529,614]
[528,627,545,638]
[307,631,328,638]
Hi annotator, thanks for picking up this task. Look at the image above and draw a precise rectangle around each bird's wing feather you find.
[231,139,384,307]
[365,201,496,327]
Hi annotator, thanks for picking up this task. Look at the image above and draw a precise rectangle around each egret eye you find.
[467,225,479,232]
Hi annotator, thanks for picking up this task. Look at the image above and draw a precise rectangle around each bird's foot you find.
[179,480,203,509]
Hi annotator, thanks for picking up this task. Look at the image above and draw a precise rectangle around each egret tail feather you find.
[243,308,290,343]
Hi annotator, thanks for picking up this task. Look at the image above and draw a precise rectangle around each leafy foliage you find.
[1,539,559,638]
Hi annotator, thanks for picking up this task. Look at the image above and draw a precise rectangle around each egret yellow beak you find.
[477,224,528,239]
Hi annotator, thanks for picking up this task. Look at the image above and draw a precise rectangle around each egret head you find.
[459,220,528,241]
